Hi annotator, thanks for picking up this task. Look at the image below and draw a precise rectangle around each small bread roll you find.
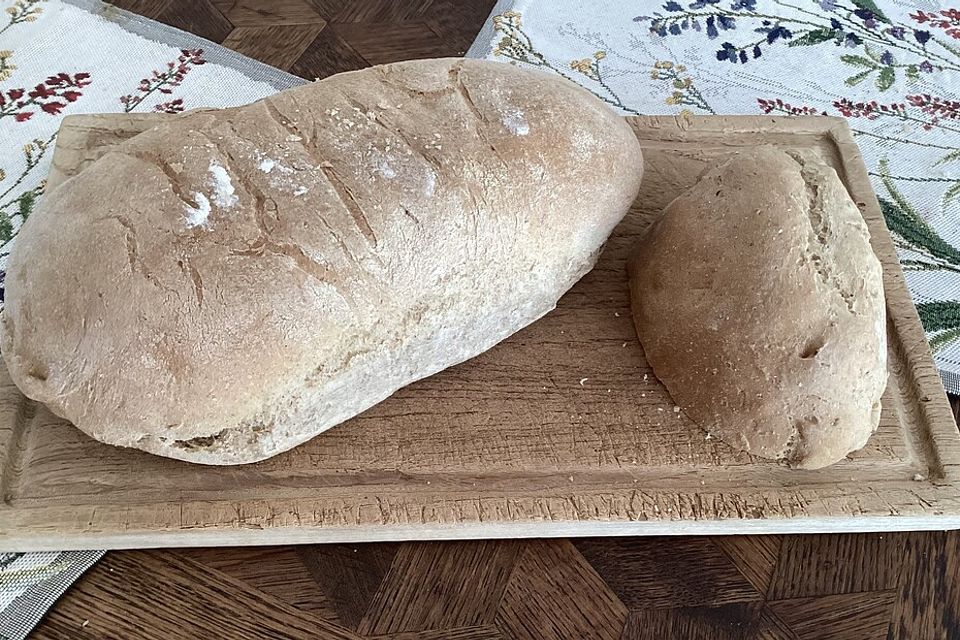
[628,148,886,469]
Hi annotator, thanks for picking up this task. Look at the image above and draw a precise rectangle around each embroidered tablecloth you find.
[468,0,960,395]
[0,1,302,637]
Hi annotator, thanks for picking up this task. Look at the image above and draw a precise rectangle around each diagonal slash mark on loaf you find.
[263,98,379,247]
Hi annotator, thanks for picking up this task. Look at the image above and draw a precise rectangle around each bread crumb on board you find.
[579,377,588,386]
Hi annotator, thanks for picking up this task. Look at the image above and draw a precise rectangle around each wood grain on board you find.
[2,115,959,553]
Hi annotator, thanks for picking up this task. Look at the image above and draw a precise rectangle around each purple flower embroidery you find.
[885,26,906,40]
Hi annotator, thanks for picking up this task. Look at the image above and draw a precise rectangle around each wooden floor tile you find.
[574,537,761,609]
[173,546,340,622]
[358,540,522,636]
[222,23,327,71]
[298,543,399,631]
[423,0,498,55]
[495,540,627,640]
[887,531,960,640]
[332,0,434,23]
[155,0,233,43]
[768,533,905,599]
[622,603,762,640]
[751,607,802,640]
[213,0,324,26]
[105,0,172,19]
[368,625,504,639]
[31,551,359,640]
[714,535,782,595]
[290,27,369,80]
[768,591,898,640]
[332,21,455,66]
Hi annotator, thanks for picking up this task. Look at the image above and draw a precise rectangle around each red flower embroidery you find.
[0,71,92,122]
[832,98,906,119]
[757,97,827,116]
[910,9,960,38]
[28,83,56,99]
[40,101,65,115]
[906,94,960,128]
[154,98,185,114]
[119,49,206,113]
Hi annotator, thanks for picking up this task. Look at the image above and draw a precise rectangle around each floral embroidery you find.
[652,61,715,114]
[0,135,53,261]
[119,48,206,112]
[634,1,960,92]
[491,11,639,114]
[0,0,42,35]
[0,72,91,122]
[154,97,185,113]
[905,94,960,127]
[911,8,960,39]
[757,97,828,115]
[0,50,14,82]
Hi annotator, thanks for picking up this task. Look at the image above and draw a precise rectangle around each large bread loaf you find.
[2,58,643,464]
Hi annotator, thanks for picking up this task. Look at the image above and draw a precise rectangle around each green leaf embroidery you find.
[0,557,73,590]
[788,28,837,46]
[930,326,960,353]
[851,0,891,23]
[901,259,947,271]
[0,214,12,245]
[936,149,960,166]
[906,64,919,81]
[17,190,34,221]
[936,35,960,58]
[917,301,960,332]
[840,54,876,68]
[876,66,896,91]
[880,197,960,266]
[845,69,874,86]
[943,181,960,205]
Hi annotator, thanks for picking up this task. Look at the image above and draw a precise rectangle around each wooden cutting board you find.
[1,114,958,551]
